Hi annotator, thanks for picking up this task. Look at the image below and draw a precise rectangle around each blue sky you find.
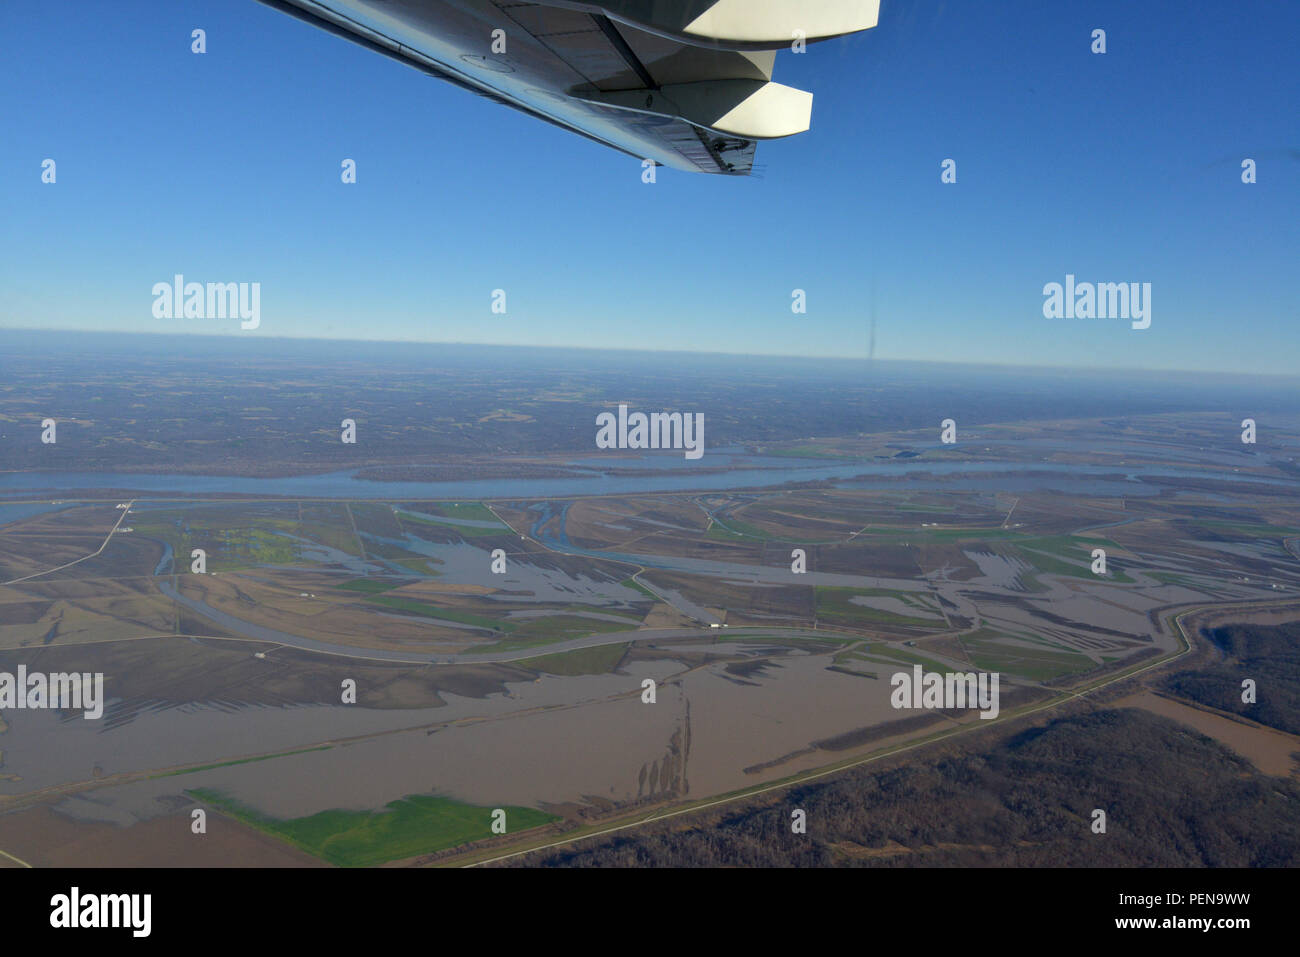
[2,0,1296,373]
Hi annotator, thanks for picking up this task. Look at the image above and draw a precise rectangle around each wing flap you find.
[256,0,876,174]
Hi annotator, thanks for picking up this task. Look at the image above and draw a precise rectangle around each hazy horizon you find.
[7,326,1300,384]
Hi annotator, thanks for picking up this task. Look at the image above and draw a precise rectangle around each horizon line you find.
[4,325,1299,382]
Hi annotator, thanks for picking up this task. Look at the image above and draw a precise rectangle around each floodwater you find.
[1,459,1292,501]
[23,644,995,822]
[0,659,683,800]
[0,503,74,525]
[356,531,645,604]
[1117,690,1300,777]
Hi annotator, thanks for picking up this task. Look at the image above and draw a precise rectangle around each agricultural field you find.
[3,405,1300,867]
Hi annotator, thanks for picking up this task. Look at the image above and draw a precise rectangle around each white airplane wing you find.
[256,0,880,174]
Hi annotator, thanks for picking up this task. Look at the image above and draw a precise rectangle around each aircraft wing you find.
[255,1,880,174]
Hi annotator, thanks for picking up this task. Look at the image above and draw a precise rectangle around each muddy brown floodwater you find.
[1116,690,1300,777]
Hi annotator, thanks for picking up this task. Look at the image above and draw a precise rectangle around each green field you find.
[619,577,660,600]
[705,522,759,541]
[516,641,628,675]
[337,578,403,594]
[361,594,510,631]
[395,507,507,537]
[958,628,1096,681]
[1012,537,1135,585]
[133,521,303,569]
[477,616,638,652]
[428,502,500,522]
[189,789,556,867]
[849,642,955,674]
[815,586,945,629]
